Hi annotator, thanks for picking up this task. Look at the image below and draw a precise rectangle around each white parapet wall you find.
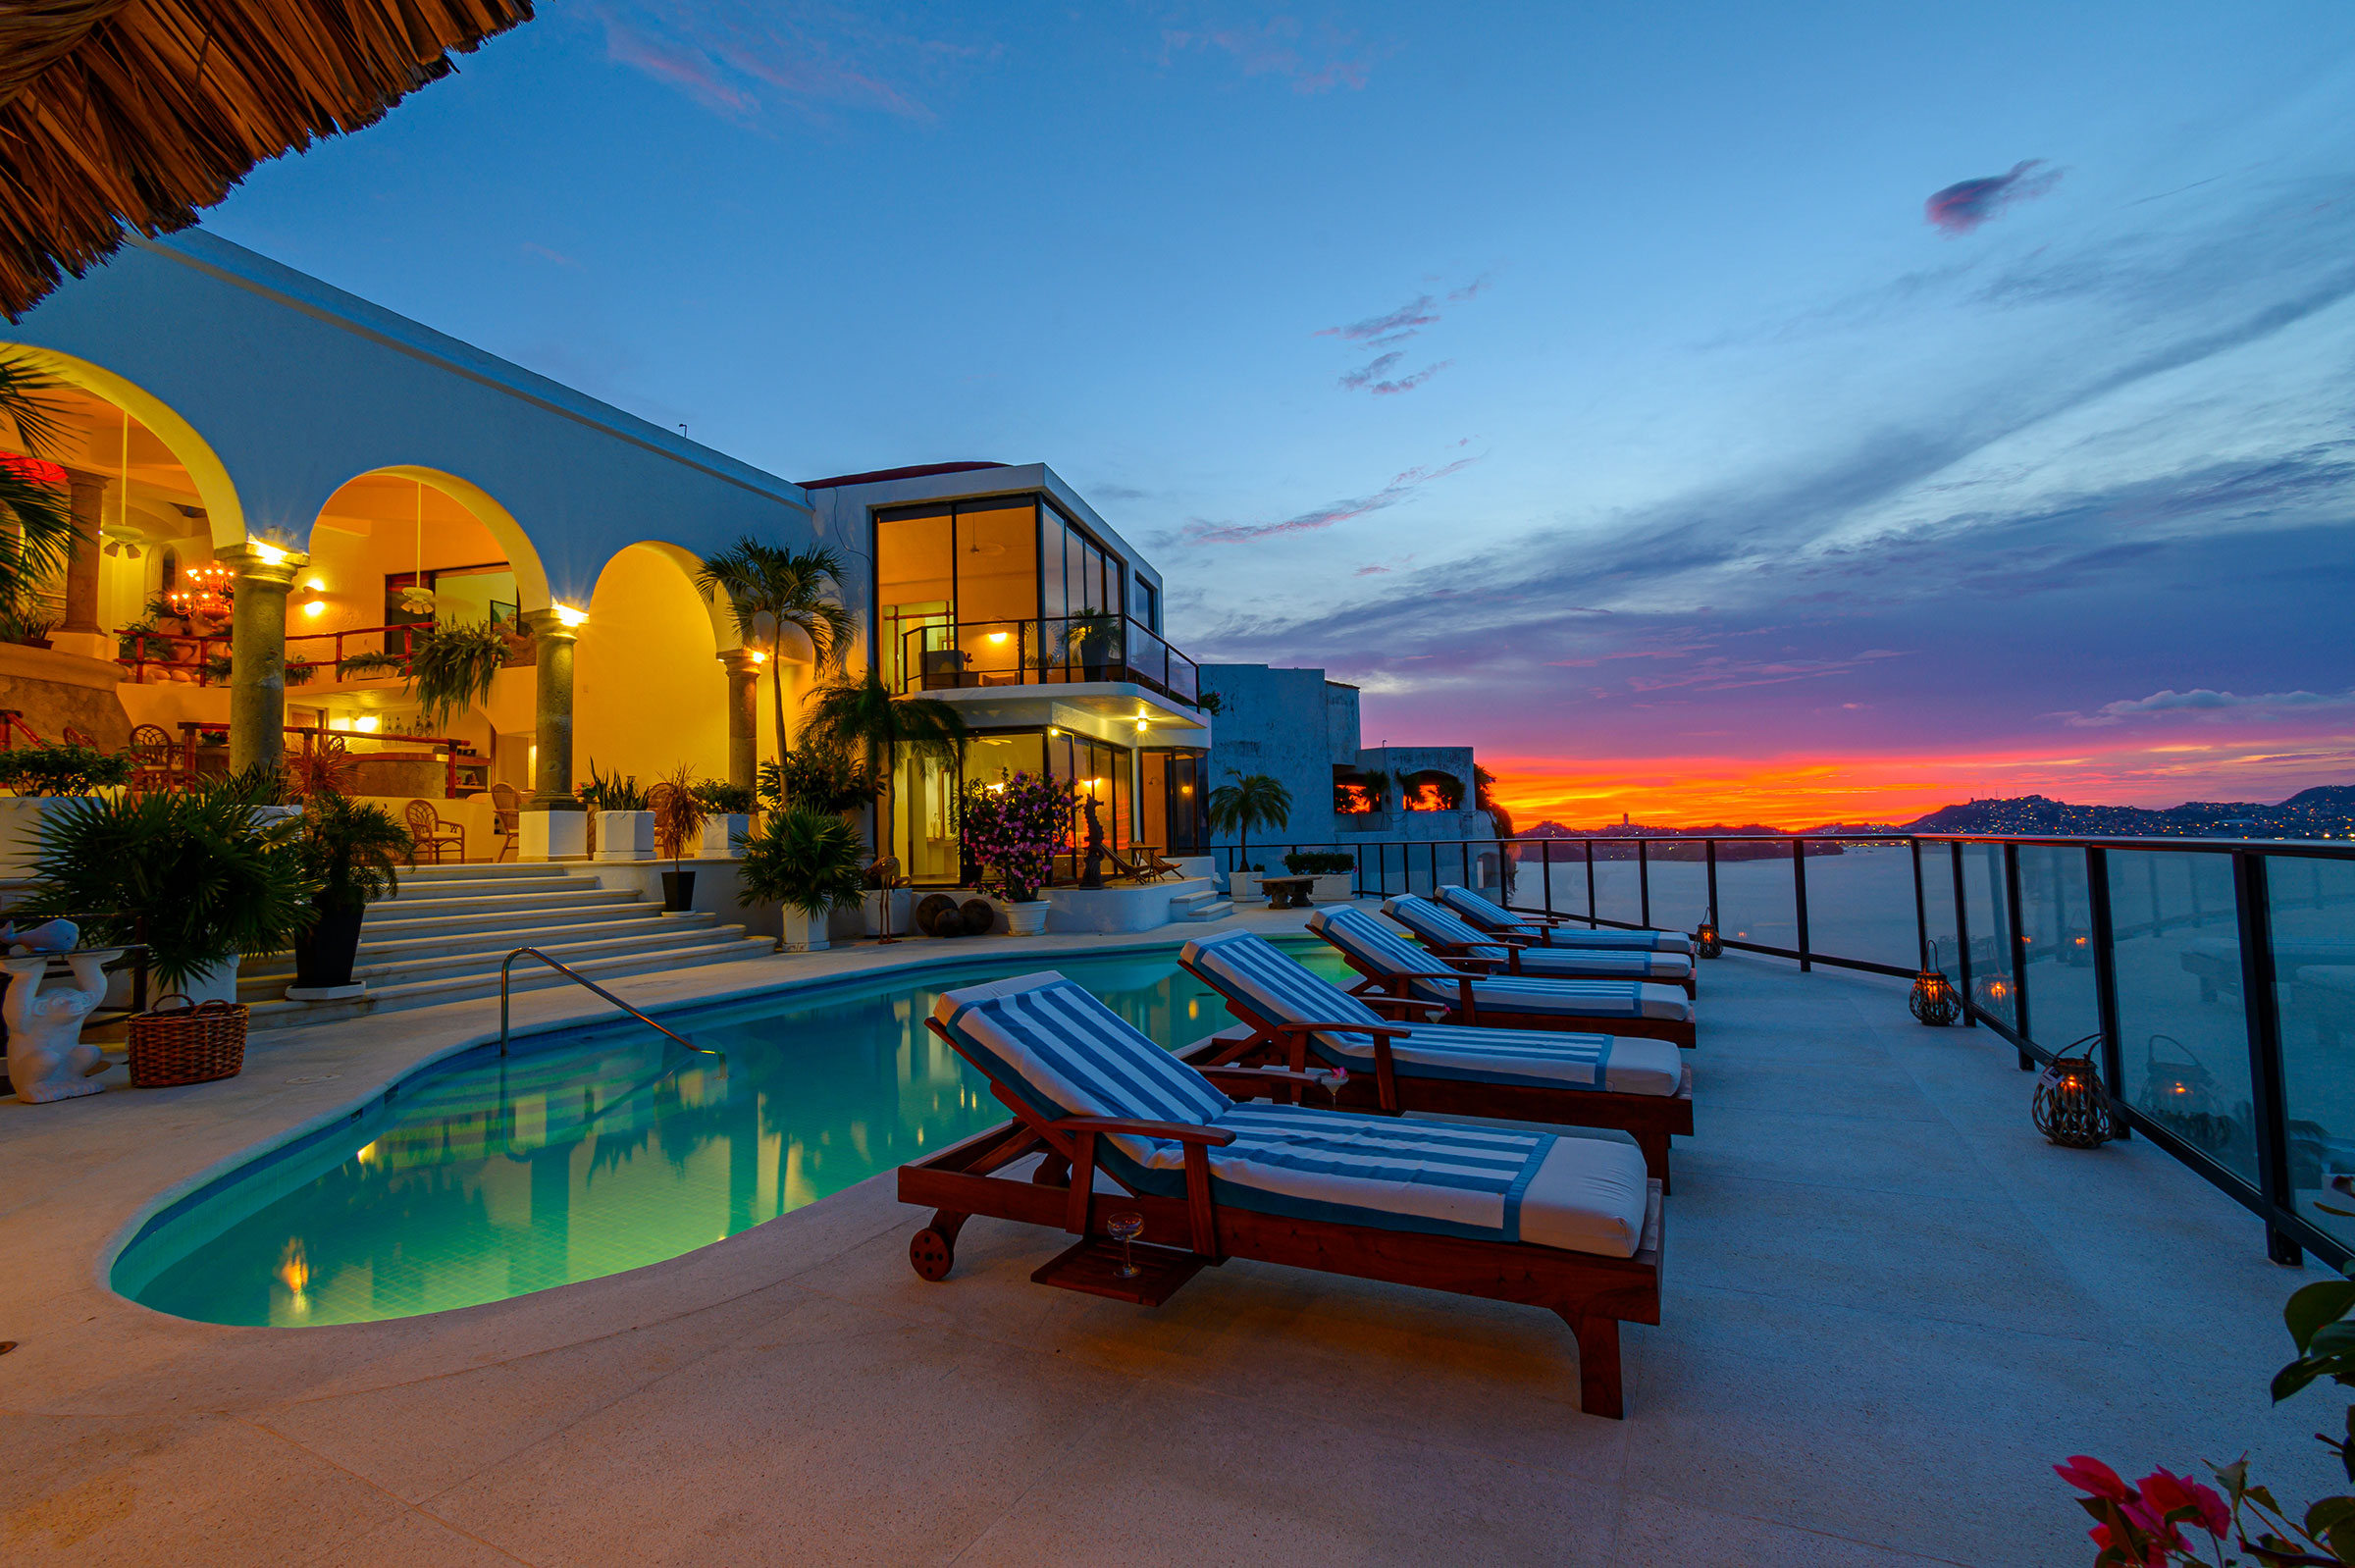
[1045,877,1216,934]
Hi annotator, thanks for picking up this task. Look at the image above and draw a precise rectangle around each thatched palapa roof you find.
[0,0,534,320]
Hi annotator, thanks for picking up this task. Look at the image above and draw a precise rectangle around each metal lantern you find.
[2136,1034,2236,1154]
[1972,973,2014,1015]
[1909,941,1961,1026]
[2032,1033,2117,1148]
[1695,919,1723,960]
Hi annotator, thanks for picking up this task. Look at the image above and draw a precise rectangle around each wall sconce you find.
[987,631,1009,644]
[353,715,380,734]
[303,576,326,593]
[300,601,327,619]
[749,649,767,664]
[2032,1034,2117,1148]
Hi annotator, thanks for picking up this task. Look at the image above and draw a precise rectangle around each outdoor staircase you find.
[1170,886,1233,922]
[241,862,773,1029]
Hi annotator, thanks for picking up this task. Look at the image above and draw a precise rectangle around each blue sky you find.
[197,3,2355,822]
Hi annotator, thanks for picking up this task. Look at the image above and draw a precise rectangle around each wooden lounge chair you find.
[1180,930,1695,1188]
[897,971,1664,1418]
[403,799,465,864]
[1438,884,1695,955]
[490,782,522,862]
[1310,906,1698,1048]
[1115,842,1185,882]
[1387,895,1697,998]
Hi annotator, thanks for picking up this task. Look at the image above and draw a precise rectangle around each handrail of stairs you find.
[498,946,721,1059]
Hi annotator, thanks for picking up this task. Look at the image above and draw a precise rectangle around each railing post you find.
[1585,838,1597,927]
[2005,843,2033,1069]
[2085,846,2128,1140]
[1705,838,1719,934]
[2233,851,2303,1266]
[1792,837,1811,971]
[1910,837,1929,970]
[1542,840,1553,916]
[1638,838,1651,930]
[1461,840,1472,890]
[1951,842,1977,1028]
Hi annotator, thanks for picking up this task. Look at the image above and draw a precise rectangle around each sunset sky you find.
[193,3,2355,828]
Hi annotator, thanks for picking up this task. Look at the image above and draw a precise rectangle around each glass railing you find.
[897,615,1200,706]
[1212,829,2355,1271]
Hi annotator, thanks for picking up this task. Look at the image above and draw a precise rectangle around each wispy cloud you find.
[1317,295,1440,343]
[1319,277,1490,394]
[1182,456,1479,545]
[2052,687,2355,727]
[587,2,983,125]
[520,242,581,269]
[1925,159,2063,235]
[1159,15,1372,93]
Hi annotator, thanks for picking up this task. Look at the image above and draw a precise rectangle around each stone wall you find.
[0,643,131,750]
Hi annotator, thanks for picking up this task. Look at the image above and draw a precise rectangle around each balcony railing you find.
[1216,829,2355,1272]
[115,621,534,687]
[896,615,1200,706]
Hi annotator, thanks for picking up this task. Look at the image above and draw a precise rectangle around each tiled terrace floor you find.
[1,930,2342,1565]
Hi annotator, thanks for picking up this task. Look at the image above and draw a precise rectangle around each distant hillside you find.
[1901,790,2355,839]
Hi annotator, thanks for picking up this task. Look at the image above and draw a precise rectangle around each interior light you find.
[303,576,326,592]
[987,631,1009,644]
[354,715,381,734]
[330,716,349,732]
[300,601,326,618]
[1135,719,1149,733]
[749,650,767,664]
[553,604,588,628]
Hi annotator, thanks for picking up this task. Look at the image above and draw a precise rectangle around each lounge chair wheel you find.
[910,1226,958,1281]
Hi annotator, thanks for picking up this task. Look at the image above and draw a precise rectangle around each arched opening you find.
[1399,768,1465,812]
[576,543,736,790]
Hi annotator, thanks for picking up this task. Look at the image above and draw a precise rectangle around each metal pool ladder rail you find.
[498,947,721,1059]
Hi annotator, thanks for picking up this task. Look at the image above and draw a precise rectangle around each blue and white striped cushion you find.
[1437,884,1695,955]
[1310,907,1695,1023]
[1385,896,1694,983]
[1183,929,1677,1093]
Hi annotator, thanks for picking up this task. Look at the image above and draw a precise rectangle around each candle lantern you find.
[2136,1034,2234,1154]
[1695,918,1722,960]
[2032,1033,2117,1148]
[1909,940,1961,1026]
[1972,973,2014,1015]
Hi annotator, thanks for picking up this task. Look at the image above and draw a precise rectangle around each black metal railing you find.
[1212,830,2355,1271]
[895,615,1200,706]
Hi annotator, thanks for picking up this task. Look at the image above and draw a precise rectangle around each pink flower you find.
[2056,1456,2130,1502]
[2136,1468,2228,1538]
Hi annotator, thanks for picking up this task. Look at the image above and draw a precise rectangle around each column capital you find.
[216,541,309,589]
[716,647,767,677]
[56,465,111,495]
[521,605,585,643]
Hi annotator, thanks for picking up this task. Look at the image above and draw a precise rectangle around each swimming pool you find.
[111,941,1356,1328]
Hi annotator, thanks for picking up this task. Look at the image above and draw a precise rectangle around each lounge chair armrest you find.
[1390,969,1486,981]
[1198,1066,1327,1089]
[1045,1115,1235,1147]
[1354,993,1441,1018]
[1270,1019,1414,1038]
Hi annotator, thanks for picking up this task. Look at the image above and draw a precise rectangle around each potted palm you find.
[959,770,1073,935]
[288,791,412,998]
[738,806,865,952]
[652,765,709,912]
[1210,770,1293,899]
[26,785,313,1004]
[0,743,132,873]
[583,762,654,862]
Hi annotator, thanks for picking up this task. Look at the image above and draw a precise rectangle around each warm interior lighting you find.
[300,601,326,618]
[303,576,327,592]
[1135,719,1149,733]
[553,603,588,627]
[250,541,286,566]
[354,715,381,734]
[749,650,767,664]
[987,631,1009,644]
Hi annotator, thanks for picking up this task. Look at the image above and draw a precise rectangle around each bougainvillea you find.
[959,769,1074,903]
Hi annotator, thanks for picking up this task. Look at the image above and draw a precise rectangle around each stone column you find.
[519,607,585,860]
[717,648,761,790]
[54,468,109,658]
[219,543,307,776]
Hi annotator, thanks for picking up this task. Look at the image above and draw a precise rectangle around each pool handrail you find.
[497,947,721,1059]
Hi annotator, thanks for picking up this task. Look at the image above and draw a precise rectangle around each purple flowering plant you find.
[959,769,1074,904]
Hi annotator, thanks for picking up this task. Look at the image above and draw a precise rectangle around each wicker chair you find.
[403,799,465,864]
[490,782,522,862]
[128,723,178,794]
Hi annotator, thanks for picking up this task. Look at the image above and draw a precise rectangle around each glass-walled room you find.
[1141,749,1207,856]
[890,728,1196,885]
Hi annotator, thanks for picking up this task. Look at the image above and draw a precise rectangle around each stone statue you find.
[1079,795,1107,889]
[5,949,115,1104]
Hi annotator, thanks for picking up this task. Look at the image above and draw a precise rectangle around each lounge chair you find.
[1387,895,1696,997]
[1310,905,1698,1048]
[1179,929,1694,1187]
[1439,884,1695,955]
[897,971,1663,1418]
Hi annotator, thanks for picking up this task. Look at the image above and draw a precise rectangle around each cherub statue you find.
[5,947,114,1104]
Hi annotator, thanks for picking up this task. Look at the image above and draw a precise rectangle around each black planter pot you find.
[661,869,697,913]
[293,904,366,990]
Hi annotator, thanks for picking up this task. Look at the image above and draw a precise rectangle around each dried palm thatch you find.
[0,0,535,320]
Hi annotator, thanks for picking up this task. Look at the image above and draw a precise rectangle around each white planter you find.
[1311,872,1355,903]
[593,810,654,862]
[0,795,91,875]
[1000,898,1050,936]
[170,955,240,1008]
[781,907,829,953]
[700,813,749,859]
[863,887,914,937]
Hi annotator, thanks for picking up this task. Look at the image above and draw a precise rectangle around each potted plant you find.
[26,785,313,1004]
[690,779,756,858]
[582,761,653,862]
[959,769,1073,936]
[1209,770,1292,898]
[1282,849,1358,904]
[738,806,865,952]
[0,743,133,873]
[1062,612,1123,681]
[652,765,709,913]
[287,791,411,998]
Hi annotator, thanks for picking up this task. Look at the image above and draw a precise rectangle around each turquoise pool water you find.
[112,942,1356,1328]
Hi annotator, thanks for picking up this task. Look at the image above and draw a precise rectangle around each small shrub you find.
[690,780,757,814]
[0,743,133,797]
[1282,850,1355,875]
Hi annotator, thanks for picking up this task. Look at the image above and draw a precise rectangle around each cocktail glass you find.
[1107,1210,1145,1279]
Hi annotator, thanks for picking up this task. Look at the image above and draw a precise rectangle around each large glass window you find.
[1141,750,1206,855]
[875,499,1048,690]
[875,509,953,690]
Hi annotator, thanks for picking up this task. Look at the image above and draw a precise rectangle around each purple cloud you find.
[1318,295,1440,342]
[1925,160,2062,235]
[1367,361,1450,395]
[1182,457,1478,545]
[590,2,971,125]
[1160,17,1372,94]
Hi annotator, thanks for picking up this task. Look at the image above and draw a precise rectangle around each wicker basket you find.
[127,994,249,1087]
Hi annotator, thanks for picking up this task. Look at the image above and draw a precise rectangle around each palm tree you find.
[1208,770,1292,869]
[696,539,855,764]
[0,355,82,618]
[798,670,968,854]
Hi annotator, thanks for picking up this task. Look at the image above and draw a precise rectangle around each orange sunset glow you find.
[1488,731,2355,831]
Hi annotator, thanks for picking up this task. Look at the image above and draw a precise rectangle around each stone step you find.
[247,935,780,1030]
[398,861,577,881]
[382,872,607,902]
[1176,899,1234,921]
[249,913,721,976]
[357,900,658,942]
[239,917,732,998]
[363,888,645,929]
